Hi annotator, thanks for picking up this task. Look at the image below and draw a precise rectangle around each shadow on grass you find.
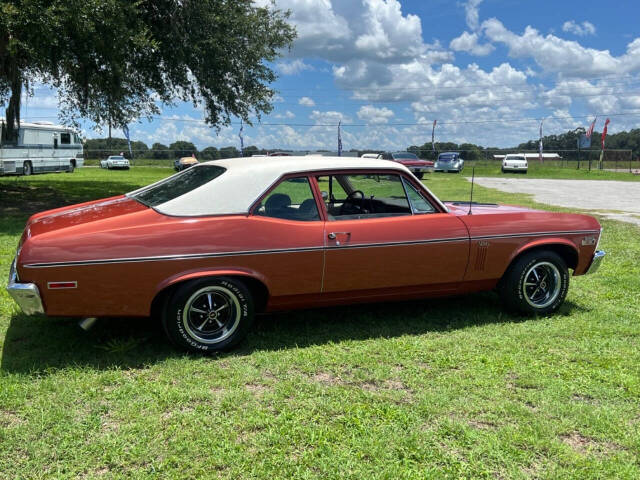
[1,292,588,375]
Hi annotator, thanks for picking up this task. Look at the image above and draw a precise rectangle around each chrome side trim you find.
[22,230,600,269]
[6,258,44,315]
[584,250,606,275]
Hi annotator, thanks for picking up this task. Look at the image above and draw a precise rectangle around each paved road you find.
[470,177,640,226]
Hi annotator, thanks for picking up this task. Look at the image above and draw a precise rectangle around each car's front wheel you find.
[498,250,569,316]
[162,277,254,353]
[414,172,424,179]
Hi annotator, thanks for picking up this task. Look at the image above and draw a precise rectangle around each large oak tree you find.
[0,0,295,141]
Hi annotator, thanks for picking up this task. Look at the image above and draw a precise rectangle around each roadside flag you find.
[599,118,610,169]
[431,120,437,152]
[338,121,343,156]
[601,118,610,149]
[586,116,597,139]
[538,118,544,163]
[122,124,133,159]
[239,120,244,157]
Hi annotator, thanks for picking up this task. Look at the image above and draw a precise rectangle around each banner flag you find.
[239,120,244,157]
[601,118,610,150]
[122,124,133,158]
[538,119,544,163]
[431,120,437,152]
[337,121,343,156]
[586,116,597,139]
[578,134,591,149]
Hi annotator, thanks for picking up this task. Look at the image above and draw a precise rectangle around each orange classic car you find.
[7,156,605,352]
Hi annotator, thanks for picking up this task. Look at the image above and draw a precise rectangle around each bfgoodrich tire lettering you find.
[498,250,569,315]
[162,277,254,352]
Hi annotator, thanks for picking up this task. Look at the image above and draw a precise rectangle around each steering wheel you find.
[339,190,366,215]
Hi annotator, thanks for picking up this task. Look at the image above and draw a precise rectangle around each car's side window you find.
[254,177,320,221]
[317,173,411,220]
[402,178,436,214]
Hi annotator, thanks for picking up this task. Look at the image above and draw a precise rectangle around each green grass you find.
[0,168,639,479]
[459,161,640,181]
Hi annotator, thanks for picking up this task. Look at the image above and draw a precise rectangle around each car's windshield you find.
[438,154,457,161]
[392,152,418,160]
[128,165,226,207]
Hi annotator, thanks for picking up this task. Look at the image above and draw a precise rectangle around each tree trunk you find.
[3,68,22,144]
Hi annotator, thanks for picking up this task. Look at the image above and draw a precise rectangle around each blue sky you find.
[18,0,640,150]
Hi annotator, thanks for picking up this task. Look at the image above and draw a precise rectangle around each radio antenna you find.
[467,166,475,215]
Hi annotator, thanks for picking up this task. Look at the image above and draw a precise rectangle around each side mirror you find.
[321,191,328,200]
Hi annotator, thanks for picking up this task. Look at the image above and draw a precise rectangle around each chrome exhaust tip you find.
[78,317,98,331]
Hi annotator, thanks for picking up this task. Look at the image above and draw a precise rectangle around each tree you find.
[219,146,240,159]
[169,141,197,158]
[1,0,295,142]
[151,143,170,160]
[200,146,220,160]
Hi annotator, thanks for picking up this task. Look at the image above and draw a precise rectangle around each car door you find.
[248,175,325,298]
[318,172,469,295]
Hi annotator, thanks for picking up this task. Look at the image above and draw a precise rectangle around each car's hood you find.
[24,196,148,240]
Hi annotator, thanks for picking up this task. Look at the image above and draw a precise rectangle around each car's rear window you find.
[438,154,457,160]
[128,165,226,207]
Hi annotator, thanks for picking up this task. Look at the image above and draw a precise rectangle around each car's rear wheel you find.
[414,172,424,179]
[498,250,569,315]
[162,277,254,353]
[23,161,33,176]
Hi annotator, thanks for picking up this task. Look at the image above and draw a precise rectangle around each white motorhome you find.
[0,121,84,176]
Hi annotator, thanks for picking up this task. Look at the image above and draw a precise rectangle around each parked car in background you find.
[379,152,434,179]
[8,156,604,353]
[435,152,464,173]
[502,153,528,173]
[174,156,199,171]
[100,155,130,170]
[0,121,83,176]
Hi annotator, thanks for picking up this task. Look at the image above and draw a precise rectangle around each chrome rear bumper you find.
[6,258,44,315]
[585,250,606,275]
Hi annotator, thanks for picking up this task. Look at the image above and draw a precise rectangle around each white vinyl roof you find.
[128,155,445,216]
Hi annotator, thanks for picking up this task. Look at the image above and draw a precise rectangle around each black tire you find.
[414,172,424,179]
[67,161,75,173]
[162,277,254,353]
[498,250,569,316]
[23,161,33,176]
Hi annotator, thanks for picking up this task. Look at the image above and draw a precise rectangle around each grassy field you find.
[457,161,640,181]
[0,167,638,479]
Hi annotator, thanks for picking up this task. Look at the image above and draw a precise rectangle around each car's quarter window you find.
[254,177,320,221]
[128,165,226,207]
[316,173,411,220]
[402,178,436,214]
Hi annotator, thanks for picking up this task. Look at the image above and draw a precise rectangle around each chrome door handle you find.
[328,232,350,239]
[328,232,350,246]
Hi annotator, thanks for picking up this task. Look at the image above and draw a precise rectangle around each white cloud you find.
[357,105,394,124]
[298,96,316,107]
[450,31,494,56]
[309,110,351,124]
[464,0,483,31]
[562,20,596,37]
[277,59,314,75]
[481,19,640,77]
[274,110,296,119]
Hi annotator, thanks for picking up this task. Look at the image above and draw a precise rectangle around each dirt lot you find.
[472,177,640,226]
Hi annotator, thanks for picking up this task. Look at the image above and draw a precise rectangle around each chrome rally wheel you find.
[521,261,562,309]
[182,286,241,345]
[498,250,569,315]
[163,277,254,353]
